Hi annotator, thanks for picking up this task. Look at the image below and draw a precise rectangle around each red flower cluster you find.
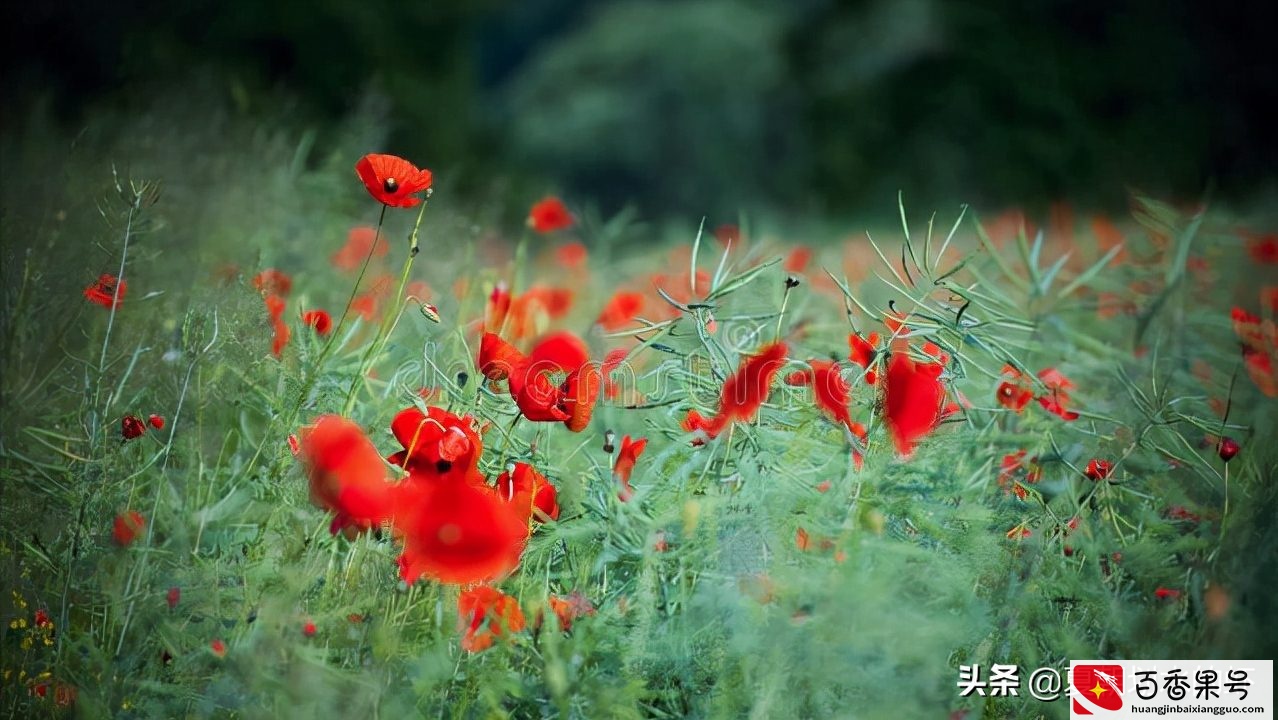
[84,274,127,310]
[997,366,1081,420]
[255,268,294,357]
[478,331,600,432]
[459,586,526,652]
[1231,306,1277,396]
[298,406,555,586]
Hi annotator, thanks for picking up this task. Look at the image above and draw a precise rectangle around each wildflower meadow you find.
[2,104,1277,719]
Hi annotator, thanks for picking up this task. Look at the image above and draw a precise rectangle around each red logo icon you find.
[1072,664,1124,714]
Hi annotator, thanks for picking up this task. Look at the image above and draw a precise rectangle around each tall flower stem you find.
[234,205,387,488]
[343,198,429,415]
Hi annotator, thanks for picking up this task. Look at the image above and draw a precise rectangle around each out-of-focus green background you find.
[3,0,1275,220]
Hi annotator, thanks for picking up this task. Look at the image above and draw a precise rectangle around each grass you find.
[1,104,1276,719]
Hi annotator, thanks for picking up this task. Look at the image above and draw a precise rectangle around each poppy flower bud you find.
[603,429,616,454]
[1217,436,1240,462]
[121,415,146,440]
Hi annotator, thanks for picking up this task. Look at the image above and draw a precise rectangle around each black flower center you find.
[435,460,452,474]
[383,177,399,193]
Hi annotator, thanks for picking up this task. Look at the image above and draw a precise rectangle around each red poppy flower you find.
[1217,436,1240,462]
[996,365,1034,413]
[355,154,433,208]
[302,621,317,638]
[1084,458,1112,480]
[484,331,600,432]
[264,294,291,357]
[1154,587,1182,601]
[847,332,880,383]
[544,592,595,632]
[784,246,812,273]
[148,414,165,430]
[556,242,588,269]
[458,586,526,652]
[795,527,811,551]
[252,269,292,296]
[1036,367,1081,420]
[528,196,574,233]
[787,360,866,443]
[34,609,51,627]
[596,291,645,331]
[84,274,127,309]
[883,350,946,457]
[302,309,332,336]
[614,435,647,501]
[121,415,146,440]
[210,639,227,658]
[299,415,397,536]
[167,586,180,610]
[113,510,146,546]
[395,480,528,585]
[1245,233,1278,264]
[331,226,390,271]
[496,462,559,522]
[386,406,483,480]
[684,342,789,440]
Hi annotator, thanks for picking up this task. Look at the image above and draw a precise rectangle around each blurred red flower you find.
[1085,458,1112,480]
[597,291,645,331]
[252,269,292,296]
[121,415,146,440]
[613,435,647,501]
[84,274,127,309]
[299,415,397,536]
[556,242,588,269]
[528,196,574,233]
[683,342,789,440]
[458,586,526,652]
[148,414,165,430]
[996,366,1034,413]
[395,479,528,585]
[1036,367,1081,420]
[113,510,146,546]
[355,154,432,208]
[331,226,389,271]
[302,309,332,335]
[883,350,946,456]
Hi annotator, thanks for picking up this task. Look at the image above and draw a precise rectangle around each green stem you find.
[342,200,430,415]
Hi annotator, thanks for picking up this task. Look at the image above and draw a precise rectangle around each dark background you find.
[4,0,1276,220]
